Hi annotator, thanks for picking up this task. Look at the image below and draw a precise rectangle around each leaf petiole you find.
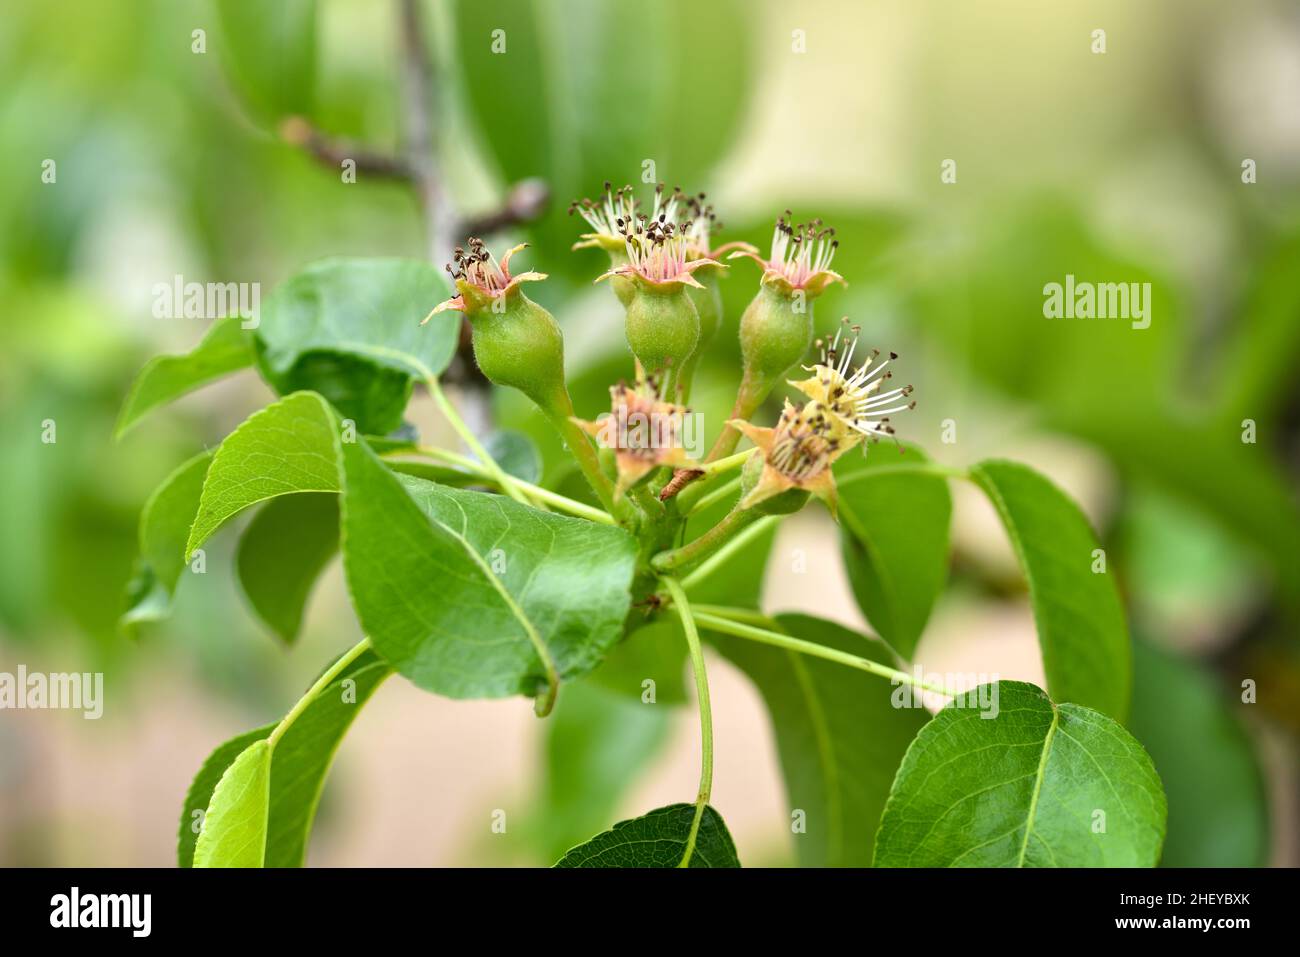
[662,577,713,868]
[691,608,962,698]
[678,516,780,593]
[681,475,743,517]
[650,505,765,574]
[696,449,753,476]
[425,377,533,507]
[268,637,374,749]
[403,445,616,524]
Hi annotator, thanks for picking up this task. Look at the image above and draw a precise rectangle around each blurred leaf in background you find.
[448,0,755,286]
[1129,639,1269,867]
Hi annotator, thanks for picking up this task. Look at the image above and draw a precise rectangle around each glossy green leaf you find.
[836,446,951,659]
[181,649,390,868]
[214,0,316,122]
[970,460,1131,721]
[339,439,638,701]
[874,681,1166,867]
[120,451,212,635]
[254,259,456,434]
[115,316,254,439]
[711,613,930,866]
[179,724,274,868]
[384,458,492,487]
[529,681,672,863]
[554,804,740,868]
[1129,640,1268,867]
[192,739,272,868]
[186,391,341,558]
[264,650,391,867]
[236,493,339,644]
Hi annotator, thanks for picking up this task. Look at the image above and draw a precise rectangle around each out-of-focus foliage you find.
[1129,640,1269,867]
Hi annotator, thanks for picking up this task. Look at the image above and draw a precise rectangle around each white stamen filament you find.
[769,214,838,287]
[809,320,916,439]
[621,221,694,282]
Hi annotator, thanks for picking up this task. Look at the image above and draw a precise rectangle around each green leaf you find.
[873,681,1166,867]
[1220,228,1300,418]
[527,681,672,863]
[186,391,341,558]
[1129,640,1268,867]
[902,199,1300,607]
[264,650,390,867]
[969,460,1131,721]
[115,316,254,439]
[836,447,951,659]
[178,724,273,867]
[385,458,494,487]
[485,429,542,484]
[587,618,689,706]
[254,259,456,434]
[192,739,271,868]
[214,0,316,122]
[1061,415,1300,608]
[710,614,930,866]
[449,0,755,269]
[181,649,390,868]
[120,451,213,636]
[681,486,777,609]
[236,493,339,644]
[339,439,638,701]
[554,804,740,868]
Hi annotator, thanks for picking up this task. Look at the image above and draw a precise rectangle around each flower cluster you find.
[568,181,655,253]
[574,373,699,495]
[791,319,916,439]
[731,213,845,297]
[732,321,914,514]
[423,177,913,526]
[571,181,754,289]
[598,209,715,289]
[677,191,756,263]
[427,238,545,316]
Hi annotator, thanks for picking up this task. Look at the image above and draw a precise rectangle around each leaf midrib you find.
[1016,697,1060,867]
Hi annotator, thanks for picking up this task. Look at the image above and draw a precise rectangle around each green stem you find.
[691,609,962,698]
[651,505,762,574]
[703,371,764,463]
[680,475,741,516]
[408,446,615,525]
[679,516,779,593]
[268,637,373,749]
[662,577,713,868]
[668,444,753,513]
[545,408,623,518]
[426,377,531,506]
[690,604,774,627]
[697,449,752,475]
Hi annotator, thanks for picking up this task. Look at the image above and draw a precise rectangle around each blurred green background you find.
[0,0,1296,867]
